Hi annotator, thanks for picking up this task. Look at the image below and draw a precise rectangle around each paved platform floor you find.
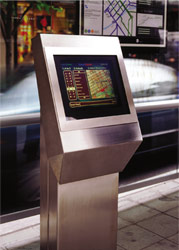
[0,177,179,250]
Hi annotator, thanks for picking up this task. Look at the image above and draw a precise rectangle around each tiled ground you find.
[0,177,178,250]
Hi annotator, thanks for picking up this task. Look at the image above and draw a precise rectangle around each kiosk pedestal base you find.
[49,172,118,250]
[33,34,142,250]
[40,128,119,250]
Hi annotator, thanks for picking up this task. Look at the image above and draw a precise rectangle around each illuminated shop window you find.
[16,1,77,65]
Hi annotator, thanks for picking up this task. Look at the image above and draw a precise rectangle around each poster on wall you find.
[80,0,167,47]
[83,1,103,35]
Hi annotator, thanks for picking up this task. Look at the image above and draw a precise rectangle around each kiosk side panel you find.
[40,126,49,250]
[57,173,119,250]
[59,140,141,184]
[32,35,63,158]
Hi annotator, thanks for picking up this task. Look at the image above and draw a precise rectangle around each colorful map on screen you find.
[86,69,115,99]
[61,62,117,108]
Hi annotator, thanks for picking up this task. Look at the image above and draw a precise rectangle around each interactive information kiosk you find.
[32,34,142,250]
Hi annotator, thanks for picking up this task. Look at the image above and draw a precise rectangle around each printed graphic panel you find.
[81,0,166,47]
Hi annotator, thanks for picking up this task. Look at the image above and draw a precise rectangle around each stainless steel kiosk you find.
[32,34,142,250]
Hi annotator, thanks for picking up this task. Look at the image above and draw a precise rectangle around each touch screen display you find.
[62,62,117,108]
[54,55,130,119]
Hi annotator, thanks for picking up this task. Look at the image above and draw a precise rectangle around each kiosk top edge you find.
[34,34,120,49]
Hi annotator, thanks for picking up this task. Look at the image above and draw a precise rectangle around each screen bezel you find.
[44,44,138,131]
[54,55,130,119]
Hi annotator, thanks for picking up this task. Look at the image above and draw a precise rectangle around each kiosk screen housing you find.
[54,55,130,119]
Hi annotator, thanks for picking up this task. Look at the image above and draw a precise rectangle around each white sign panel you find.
[84,0,103,35]
[137,13,163,28]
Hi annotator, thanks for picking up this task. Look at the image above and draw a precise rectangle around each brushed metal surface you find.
[49,167,58,250]
[61,122,142,153]
[55,140,140,184]
[32,34,139,132]
[32,35,63,159]
[32,34,143,250]
[40,125,49,250]
[37,33,120,49]
[135,99,179,113]
[32,34,142,166]
[52,173,118,250]
[44,44,138,132]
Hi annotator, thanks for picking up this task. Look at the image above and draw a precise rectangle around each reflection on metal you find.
[32,34,142,250]
[135,99,179,113]
[1,99,179,127]
[0,207,40,224]
[142,128,179,139]
[0,112,40,127]
[119,170,179,194]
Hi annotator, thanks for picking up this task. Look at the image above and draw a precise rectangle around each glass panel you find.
[1,124,40,215]
[0,1,178,216]
[122,0,179,103]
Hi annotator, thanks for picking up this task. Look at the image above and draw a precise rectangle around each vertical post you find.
[47,165,119,250]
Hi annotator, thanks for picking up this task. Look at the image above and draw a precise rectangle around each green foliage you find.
[34,1,63,13]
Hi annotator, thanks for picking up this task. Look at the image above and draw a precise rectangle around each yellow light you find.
[56,9,65,18]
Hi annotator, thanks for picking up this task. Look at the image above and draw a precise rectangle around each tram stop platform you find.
[0,177,178,250]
